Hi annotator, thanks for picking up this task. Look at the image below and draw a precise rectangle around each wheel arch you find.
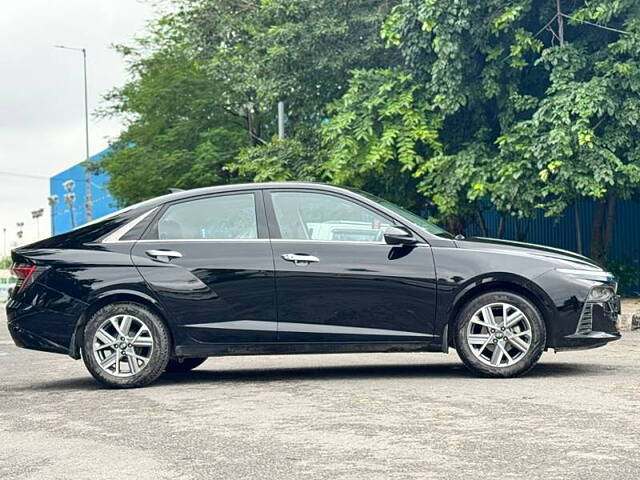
[445,274,555,348]
[68,289,175,359]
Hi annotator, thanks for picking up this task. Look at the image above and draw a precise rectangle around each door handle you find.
[146,249,183,262]
[282,253,319,265]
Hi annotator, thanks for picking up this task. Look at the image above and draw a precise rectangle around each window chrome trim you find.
[270,238,430,247]
[135,238,269,243]
[101,208,158,244]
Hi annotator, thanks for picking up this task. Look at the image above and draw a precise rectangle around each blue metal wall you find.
[466,198,640,264]
[50,148,119,235]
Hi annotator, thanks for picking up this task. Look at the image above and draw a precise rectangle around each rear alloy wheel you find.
[82,303,171,388]
[455,291,546,378]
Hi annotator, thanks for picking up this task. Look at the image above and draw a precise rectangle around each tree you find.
[324,0,640,258]
[101,0,400,204]
[97,16,248,205]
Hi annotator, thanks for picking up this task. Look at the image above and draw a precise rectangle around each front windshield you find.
[348,188,454,239]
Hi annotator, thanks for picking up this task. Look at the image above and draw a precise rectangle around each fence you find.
[463,198,640,294]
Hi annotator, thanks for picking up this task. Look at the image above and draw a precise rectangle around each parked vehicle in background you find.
[0,269,16,302]
[6,183,621,388]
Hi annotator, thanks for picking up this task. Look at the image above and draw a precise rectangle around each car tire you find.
[165,357,207,373]
[455,291,546,378]
[82,302,171,388]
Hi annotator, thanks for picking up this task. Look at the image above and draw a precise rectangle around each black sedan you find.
[7,183,621,388]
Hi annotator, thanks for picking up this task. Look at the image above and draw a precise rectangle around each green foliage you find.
[231,136,325,183]
[607,258,640,296]
[102,0,640,263]
[98,24,248,204]
[325,0,640,230]
[0,257,11,269]
[101,0,398,204]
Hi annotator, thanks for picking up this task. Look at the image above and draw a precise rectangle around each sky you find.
[0,0,156,255]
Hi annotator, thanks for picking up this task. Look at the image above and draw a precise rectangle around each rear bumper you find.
[6,284,83,356]
[7,321,69,354]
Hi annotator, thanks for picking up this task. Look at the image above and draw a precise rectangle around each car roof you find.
[142,182,358,207]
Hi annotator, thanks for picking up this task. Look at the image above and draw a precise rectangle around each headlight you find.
[587,286,615,302]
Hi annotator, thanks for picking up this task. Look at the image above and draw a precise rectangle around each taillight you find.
[10,263,38,294]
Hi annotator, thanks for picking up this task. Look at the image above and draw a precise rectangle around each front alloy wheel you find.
[466,303,533,368]
[455,292,546,378]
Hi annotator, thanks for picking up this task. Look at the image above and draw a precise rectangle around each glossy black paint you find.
[271,241,437,343]
[6,182,620,362]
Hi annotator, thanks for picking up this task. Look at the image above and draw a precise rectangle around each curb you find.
[619,298,640,331]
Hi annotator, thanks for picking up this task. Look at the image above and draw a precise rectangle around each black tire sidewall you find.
[82,302,171,388]
[455,291,546,378]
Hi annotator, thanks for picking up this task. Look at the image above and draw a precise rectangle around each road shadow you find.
[16,360,605,391]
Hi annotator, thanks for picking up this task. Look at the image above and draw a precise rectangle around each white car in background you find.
[0,284,13,302]
[0,269,16,302]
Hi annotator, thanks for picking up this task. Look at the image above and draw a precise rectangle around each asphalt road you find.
[1,310,639,480]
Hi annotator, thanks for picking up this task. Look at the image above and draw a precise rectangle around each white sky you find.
[0,0,155,254]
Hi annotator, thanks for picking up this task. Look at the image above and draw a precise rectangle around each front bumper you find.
[557,298,621,351]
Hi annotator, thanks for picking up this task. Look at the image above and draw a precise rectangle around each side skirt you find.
[175,341,444,358]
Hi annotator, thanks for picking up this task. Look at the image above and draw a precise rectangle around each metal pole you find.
[82,48,93,222]
[278,101,285,140]
[54,45,93,223]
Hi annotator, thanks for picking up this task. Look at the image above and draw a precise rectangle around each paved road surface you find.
[1,310,639,479]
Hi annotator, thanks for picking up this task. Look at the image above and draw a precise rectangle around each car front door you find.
[265,189,438,344]
[131,190,277,347]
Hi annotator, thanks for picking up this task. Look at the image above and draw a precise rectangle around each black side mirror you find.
[383,226,417,246]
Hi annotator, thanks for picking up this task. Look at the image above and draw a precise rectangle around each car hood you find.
[456,237,602,270]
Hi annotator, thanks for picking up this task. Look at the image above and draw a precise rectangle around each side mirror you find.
[383,226,417,246]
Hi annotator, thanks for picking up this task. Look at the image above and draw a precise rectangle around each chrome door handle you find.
[146,249,183,262]
[282,253,319,265]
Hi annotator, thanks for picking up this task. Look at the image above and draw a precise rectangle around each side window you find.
[155,193,258,240]
[271,192,392,242]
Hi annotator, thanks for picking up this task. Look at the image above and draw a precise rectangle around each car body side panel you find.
[431,246,618,347]
[131,240,277,344]
[432,247,560,344]
[7,243,159,355]
[271,242,438,343]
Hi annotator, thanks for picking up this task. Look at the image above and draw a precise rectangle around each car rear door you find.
[265,189,438,344]
[131,190,277,347]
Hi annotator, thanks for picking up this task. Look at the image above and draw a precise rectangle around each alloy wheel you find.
[92,314,154,377]
[466,302,533,367]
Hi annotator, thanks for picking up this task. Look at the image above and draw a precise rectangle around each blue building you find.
[50,147,119,235]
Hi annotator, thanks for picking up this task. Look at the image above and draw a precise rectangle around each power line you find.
[0,171,49,180]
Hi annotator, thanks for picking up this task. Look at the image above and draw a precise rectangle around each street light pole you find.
[54,44,93,222]
[48,195,59,236]
[31,209,44,240]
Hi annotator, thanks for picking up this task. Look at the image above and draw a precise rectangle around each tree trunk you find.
[604,194,617,261]
[445,215,465,236]
[590,199,607,264]
[475,210,488,237]
[496,215,506,239]
[515,218,529,242]
[574,202,583,255]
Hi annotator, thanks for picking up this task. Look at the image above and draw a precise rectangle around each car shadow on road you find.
[18,361,604,391]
